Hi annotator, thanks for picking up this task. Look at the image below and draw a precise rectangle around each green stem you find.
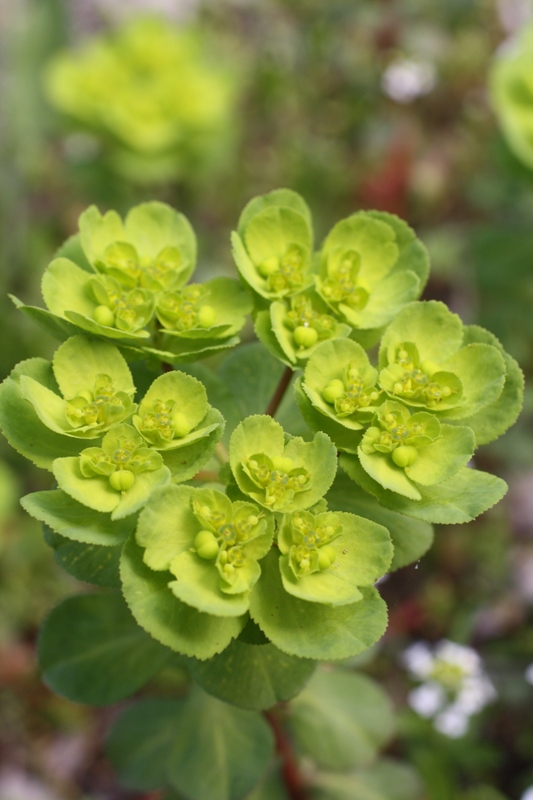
[265,366,294,418]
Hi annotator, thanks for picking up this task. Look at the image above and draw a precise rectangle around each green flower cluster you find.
[490,23,533,171]
[12,201,252,364]
[0,190,523,707]
[296,300,522,522]
[45,17,241,182]
[233,188,430,363]
[120,414,392,661]
[0,335,224,520]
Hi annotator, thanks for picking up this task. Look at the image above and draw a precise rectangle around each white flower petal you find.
[408,682,445,718]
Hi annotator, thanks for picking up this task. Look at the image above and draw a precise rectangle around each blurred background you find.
[1,0,533,798]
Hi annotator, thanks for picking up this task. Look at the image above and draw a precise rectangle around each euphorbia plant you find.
[0,190,523,800]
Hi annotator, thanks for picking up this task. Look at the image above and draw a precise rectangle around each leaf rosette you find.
[254,289,352,367]
[231,189,314,301]
[277,507,392,606]
[135,485,274,617]
[229,415,338,513]
[18,336,136,439]
[314,211,428,344]
[378,301,507,421]
[357,400,475,501]
[53,423,170,519]
[294,339,382,451]
[78,202,196,292]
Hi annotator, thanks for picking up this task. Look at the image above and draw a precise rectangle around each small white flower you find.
[402,639,496,737]
[381,58,436,104]
[434,640,481,675]
[434,707,470,739]
[401,641,434,679]
[408,682,445,718]
[456,676,497,715]
[525,663,533,685]
[521,787,533,800]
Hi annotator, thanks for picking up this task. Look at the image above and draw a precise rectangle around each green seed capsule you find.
[392,445,419,468]
[109,469,135,492]
[198,305,216,328]
[194,530,219,560]
[318,544,337,571]
[93,305,115,327]
[294,326,318,348]
[258,256,280,277]
[171,412,191,438]
[322,379,345,404]
[272,456,294,473]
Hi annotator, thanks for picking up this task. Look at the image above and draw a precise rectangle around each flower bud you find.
[392,445,419,468]
[322,379,345,404]
[272,456,294,473]
[197,305,216,328]
[420,360,439,376]
[294,326,318,348]
[171,412,191,438]
[318,544,337,570]
[109,469,135,491]
[194,530,219,560]
[93,305,115,327]
[258,256,280,277]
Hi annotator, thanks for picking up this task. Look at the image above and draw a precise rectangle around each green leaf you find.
[21,490,134,546]
[341,270,420,330]
[378,301,464,369]
[326,472,434,571]
[278,511,392,606]
[341,457,508,524]
[9,296,81,342]
[294,380,362,454]
[230,416,338,512]
[38,592,171,705]
[166,688,274,800]
[254,309,294,367]
[438,344,506,420]
[42,258,97,320]
[288,668,395,769]
[311,759,423,800]
[53,456,171,520]
[249,551,388,660]
[52,335,135,399]
[238,188,312,235]
[0,358,82,469]
[461,325,525,444]
[169,552,251,617]
[106,698,185,792]
[367,210,429,289]
[120,534,246,659]
[189,639,316,710]
[321,213,399,286]
[107,689,275,800]
[54,233,93,272]
[46,533,122,588]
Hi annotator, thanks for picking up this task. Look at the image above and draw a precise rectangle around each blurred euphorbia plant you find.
[0,191,523,800]
[45,16,242,182]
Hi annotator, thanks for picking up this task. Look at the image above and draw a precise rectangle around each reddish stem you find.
[264,708,309,800]
[265,366,294,418]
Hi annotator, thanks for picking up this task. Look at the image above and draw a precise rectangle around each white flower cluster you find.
[402,640,497,738]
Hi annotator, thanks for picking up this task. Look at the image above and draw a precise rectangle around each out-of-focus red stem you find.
[264,708,309,800]
[265,367,293,418]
